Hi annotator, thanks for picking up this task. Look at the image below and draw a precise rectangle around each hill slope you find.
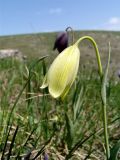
[0,31,120,72]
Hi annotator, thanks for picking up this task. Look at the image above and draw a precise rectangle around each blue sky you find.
[1,0,120,35]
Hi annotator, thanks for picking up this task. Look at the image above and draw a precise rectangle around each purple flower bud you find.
[44,152,49,160]
[53,31,68,53]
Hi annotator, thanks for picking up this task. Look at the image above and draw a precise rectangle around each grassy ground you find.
[0,31,120,159]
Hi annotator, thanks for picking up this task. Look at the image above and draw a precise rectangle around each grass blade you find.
[109,140,120,160]
[65,113,74,150]
[32,136,52,160]
[7,126,19,160]
[1,125,12,160]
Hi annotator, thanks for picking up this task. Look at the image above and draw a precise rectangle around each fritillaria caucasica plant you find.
[40,36,103,100]
[41,34,111,159]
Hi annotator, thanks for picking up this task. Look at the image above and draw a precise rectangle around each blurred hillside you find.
[0,31,120,73]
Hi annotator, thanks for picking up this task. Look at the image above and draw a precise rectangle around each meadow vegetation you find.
[0,31,120,159]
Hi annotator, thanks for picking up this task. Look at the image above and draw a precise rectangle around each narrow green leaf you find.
[32,136,52,160]
[73,85,84,121]
[65,113,74,149]
[7,126,19,160]
[42,59,47,76]
[101,43,111,105]
[101,43,111,159]
[109,140,120,160]
[1,125,12,159]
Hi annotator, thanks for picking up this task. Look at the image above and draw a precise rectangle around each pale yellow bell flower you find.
[40,44,80,99]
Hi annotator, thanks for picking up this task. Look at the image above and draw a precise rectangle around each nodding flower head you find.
[53,31,68,53]
[41,44,80,99]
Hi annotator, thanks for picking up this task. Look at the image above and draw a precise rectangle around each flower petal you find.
[48,45,80,98]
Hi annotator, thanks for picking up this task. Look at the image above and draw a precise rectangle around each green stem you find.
[66,26,75,45]
[102,104,110,159]
[75,36,103,78]
[75,36,110,159]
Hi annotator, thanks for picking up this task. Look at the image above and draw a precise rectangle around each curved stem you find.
[75,36,103,79]
[75,36,110,159]
[66,26,75,45]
